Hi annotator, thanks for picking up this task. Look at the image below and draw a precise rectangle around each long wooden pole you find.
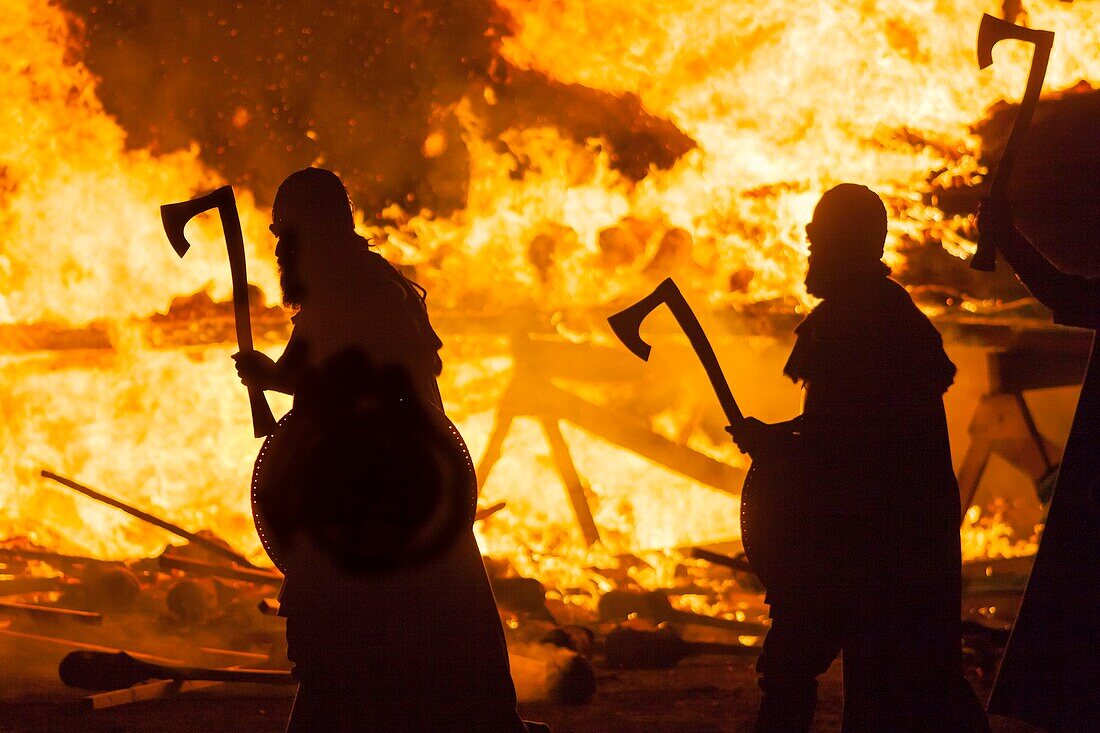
[40,470,254,568]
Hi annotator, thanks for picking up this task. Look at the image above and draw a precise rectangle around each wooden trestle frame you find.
[957,331,1090,518]
[475,334,746,547]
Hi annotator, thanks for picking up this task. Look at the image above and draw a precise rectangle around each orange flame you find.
[2,0,1081,598]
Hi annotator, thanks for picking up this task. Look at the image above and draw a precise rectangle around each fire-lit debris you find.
[0,601,102,626]
[598,589,768,638]
[0,467,771,708]
[0,534,763,709]
[604,624,756,670]
[40,470,258,568]
[0,526,1025,710]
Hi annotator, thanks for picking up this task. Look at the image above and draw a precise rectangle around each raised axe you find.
[607,278,743,427]
[971,13,1054,272]
[161,186,277,437]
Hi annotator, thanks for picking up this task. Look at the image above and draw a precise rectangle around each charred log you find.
[605,624,755,670]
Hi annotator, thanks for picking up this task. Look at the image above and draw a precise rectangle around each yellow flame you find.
[4,0,1085,603]
[0,0,279,325]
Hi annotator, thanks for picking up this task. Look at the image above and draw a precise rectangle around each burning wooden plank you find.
[0,576,65,597]
[158,554,282,586]
[0,545,125,572]
[0,601,101,626]
[85,678,225,711]
[505,380,745,494]
[688,548,753,573]
[39,470,255,567]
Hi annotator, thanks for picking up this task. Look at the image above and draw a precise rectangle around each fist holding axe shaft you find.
[232,350,280,390]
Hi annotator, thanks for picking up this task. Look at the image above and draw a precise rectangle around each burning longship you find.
[2,0,1097,616]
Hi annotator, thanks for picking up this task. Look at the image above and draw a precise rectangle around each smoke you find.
[60,0,694,218]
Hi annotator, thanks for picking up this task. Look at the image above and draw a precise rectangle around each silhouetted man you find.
[728,184,987,732]
[979,200,1100,731]
[235,168,527,732]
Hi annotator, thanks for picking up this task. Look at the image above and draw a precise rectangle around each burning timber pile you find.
[6,77,1094,628]
[0,270,1074,715]
[0,472,1019,712]
[0,470,771,707]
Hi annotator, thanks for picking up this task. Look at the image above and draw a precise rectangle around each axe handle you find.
[662,290,744,426]
[217,197,277,438]
[973,29,1053,271]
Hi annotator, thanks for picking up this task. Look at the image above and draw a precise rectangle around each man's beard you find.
[804,256,843,299]
[278,252,305,309]
[279,266,305,309]
[804,255,888,299]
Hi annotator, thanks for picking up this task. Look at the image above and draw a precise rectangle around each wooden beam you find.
[158,554,282,586]
[539,418,602,547]
[0,577,64,598]
[85,679,222,710]
[0,627,182,665]
[475,408,515,494]
[0,601,101,625]
[510,381,745,494]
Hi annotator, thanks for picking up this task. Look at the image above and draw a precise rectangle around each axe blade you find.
[160,187,233,258]
[607,279,681,362]
[977,13,1054,70]
[607,309,654,362]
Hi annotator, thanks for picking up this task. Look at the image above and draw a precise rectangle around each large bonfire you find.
[1,0,1084,598]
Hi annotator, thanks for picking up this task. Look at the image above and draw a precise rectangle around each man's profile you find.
[728,184,988,732]
[235,168,527,732]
